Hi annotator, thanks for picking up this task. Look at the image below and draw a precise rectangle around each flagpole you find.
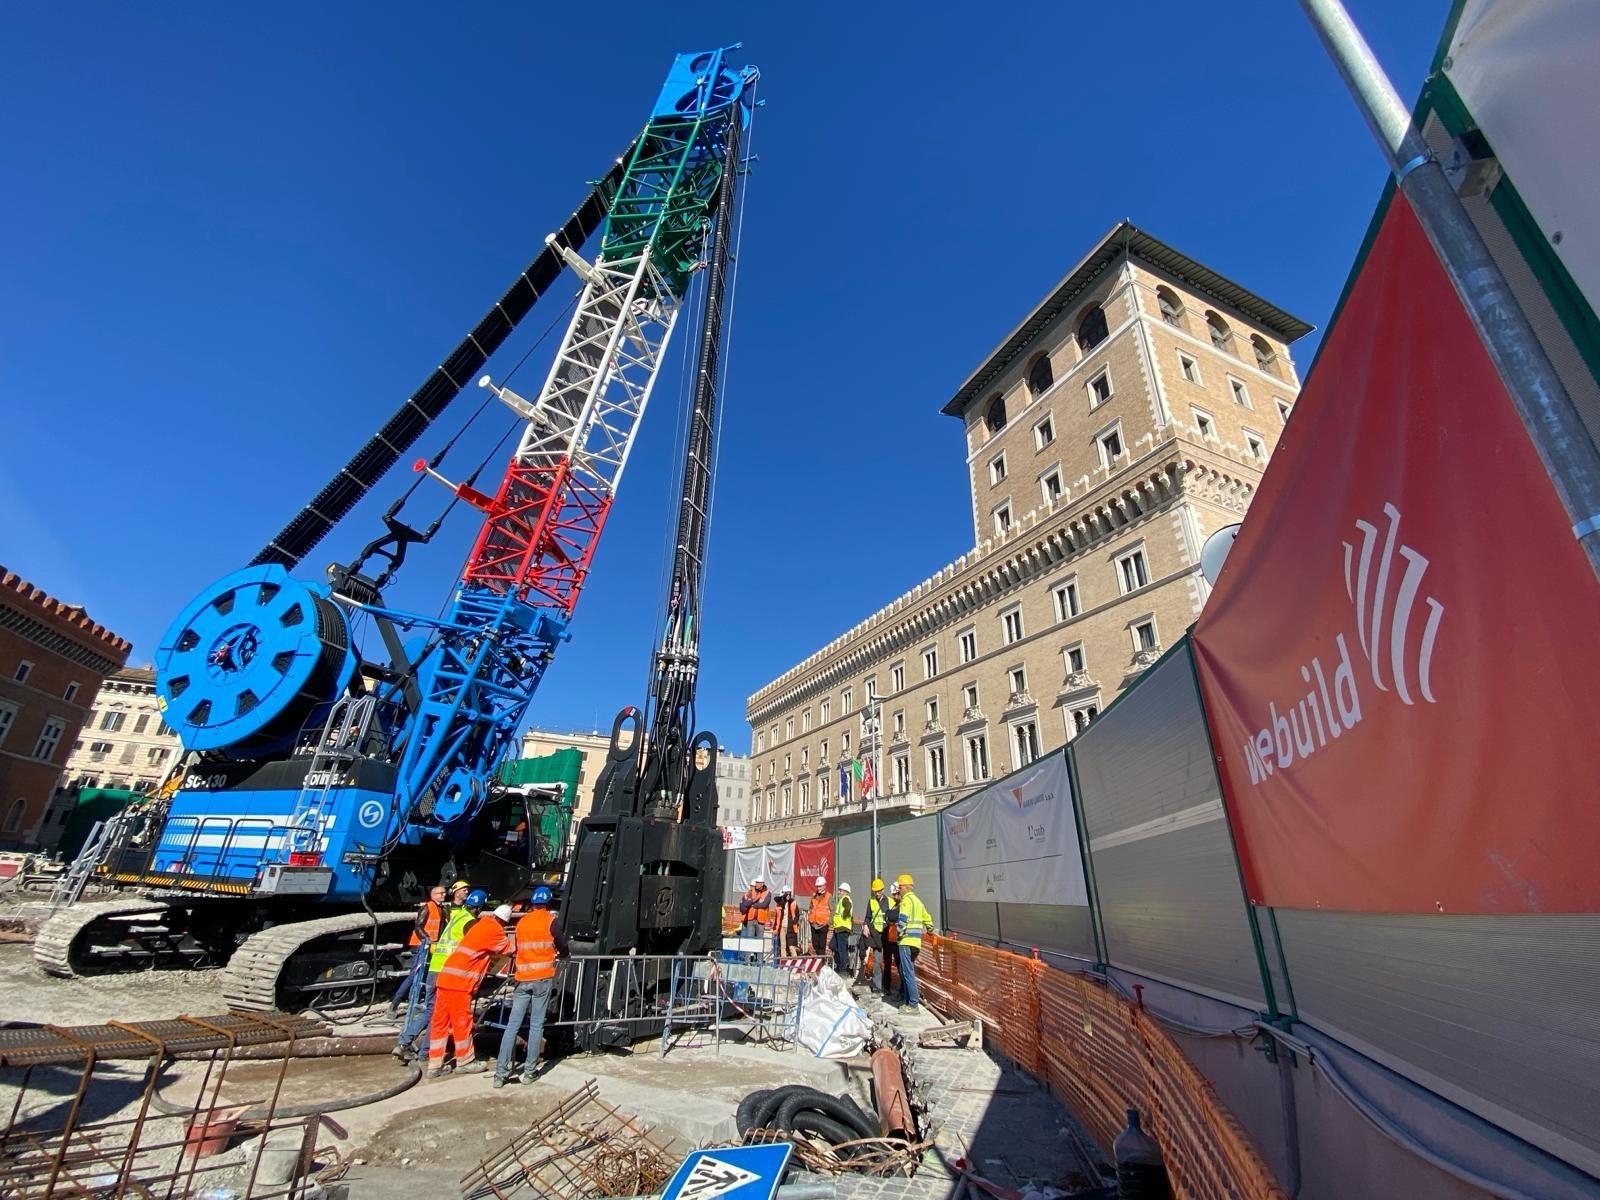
[1297,0,1600,584]
[867,684,882,885]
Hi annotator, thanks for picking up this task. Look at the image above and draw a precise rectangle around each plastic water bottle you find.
[1113,1108,1170,1199]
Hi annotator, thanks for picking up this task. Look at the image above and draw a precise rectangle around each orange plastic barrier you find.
[919,937,1286,1200]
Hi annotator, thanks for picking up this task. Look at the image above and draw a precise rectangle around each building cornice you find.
[746,431,1260,725]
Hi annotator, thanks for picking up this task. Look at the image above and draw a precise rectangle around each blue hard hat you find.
[531,886,553,906]
[464,888,489,909]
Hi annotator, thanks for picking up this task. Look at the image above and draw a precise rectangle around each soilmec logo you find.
[1242,502,1444,785]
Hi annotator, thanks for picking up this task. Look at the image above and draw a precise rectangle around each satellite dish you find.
[1200,523,1243,586]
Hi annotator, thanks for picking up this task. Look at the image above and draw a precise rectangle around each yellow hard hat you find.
[871,878,884,891]
[896,873,914,888]
[450,879,471,892]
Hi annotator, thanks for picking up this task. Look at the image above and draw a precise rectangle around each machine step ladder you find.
[285,695,378,856]
[48,809,133,912]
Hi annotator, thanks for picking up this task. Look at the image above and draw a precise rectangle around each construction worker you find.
[807,876,831,956]
[395,879,472,1062]
[494,886,567,1088]
[866,878,896,997]
[427,892,510,1077]
[830,882,853,975]
[389,883,447,1017]
[738,878,773,938]
[774,888,802,957]
[894,874,935,1012]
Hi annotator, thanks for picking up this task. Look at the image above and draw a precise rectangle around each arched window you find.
[1156,287,1185,328]
[984,393,1007,434]
[3,798,24,834]
[1026,353,1054,398]
[1251,334,1278,376]
[1206,310,1234,353]
[1077,304,1109,354]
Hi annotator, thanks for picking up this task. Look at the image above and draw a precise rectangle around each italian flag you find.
[852,758,875,799]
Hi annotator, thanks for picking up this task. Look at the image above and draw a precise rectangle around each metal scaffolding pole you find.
[1297,0,1600,584]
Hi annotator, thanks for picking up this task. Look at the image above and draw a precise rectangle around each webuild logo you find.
[1242,502,1444,785]
[1011,786,1053,811]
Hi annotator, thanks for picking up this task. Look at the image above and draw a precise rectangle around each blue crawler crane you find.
[36,48,757,1011]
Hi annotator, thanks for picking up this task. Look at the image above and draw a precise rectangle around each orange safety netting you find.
[918,936,1287,1200]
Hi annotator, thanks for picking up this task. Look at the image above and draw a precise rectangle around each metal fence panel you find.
[834,828,874,912]
[1273,908,1600,1178]
[996,902,1095,961]
[1073,643,1264,1008]
[879,814,942,929]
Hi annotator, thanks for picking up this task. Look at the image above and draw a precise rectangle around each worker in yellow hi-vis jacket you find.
[893,873,934,1012]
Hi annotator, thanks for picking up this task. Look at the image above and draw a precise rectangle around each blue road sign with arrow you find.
[659,1143,793,1200]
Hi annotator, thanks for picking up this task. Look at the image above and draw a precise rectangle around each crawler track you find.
[220,909,412,1011]
[33,897,175,977]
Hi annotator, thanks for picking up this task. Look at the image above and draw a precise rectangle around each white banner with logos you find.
[731,842,794,896]
[940,753,1087,906]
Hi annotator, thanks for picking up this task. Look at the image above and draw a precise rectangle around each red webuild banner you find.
[793,838,836,892]
[1191,196,1600,915]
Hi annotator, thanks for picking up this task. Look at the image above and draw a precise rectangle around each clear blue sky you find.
[1,2,1449,747]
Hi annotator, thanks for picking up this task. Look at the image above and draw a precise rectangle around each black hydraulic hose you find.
[736,1088,775,1136]
[750,1084,815,1131]
[148,1065,423,1122]
[790,1110,858,1147]
[775,1089,879,1141]
[835,1092,881,1139]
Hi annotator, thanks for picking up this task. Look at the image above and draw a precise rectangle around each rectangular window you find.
[864,675,878,703]
[1276,397,1292,422]
[133,714,150,735]
[958,628,977,663]
[1116,547,1150,594]
[967,734,990,782]
[101,711,125,732]
[926,697,939,724]
[1087,370,1113,407]
[922,646,938,678]
[14,660,33,684]
[893,710,906,737]
[842,689,853,715]
[820,698,831,723]
[1053,577,1080,621]
[993,503,1013,535]
[0,702,16,749]
[34,717,67,762]
[893,754,911,795]
[784,717,793,739]
[802,707,812,732]
[842,731,851,756]
[782,786,792,818]
[1064,643,1086,674]
[1002,607,1024,644]
[1133,618,1160,651]
[927,745,947,789]
[891,662,905,692]
[1014,721,1041,767]
[800,780,811,813]
[820,738,828,762]
[989,453,1008,484]
[63,681,80,703]
[1039,468,1063,504]
[1009,666,1028,695]
[1244,430,1266,460]
[770,724,778,746]
[1193,408,1215,439]
[1096,424,1124,469]
[1230,378,1252,408]
[801,747,809,768]
[784,753,791,774]
[963,684,979,711]
[756,731,765,753]
[1178,352,1200,384]
[147,746,169,765]
[1034,415,1055,449]
[119,743,137,764]
[1070,705,1100,737]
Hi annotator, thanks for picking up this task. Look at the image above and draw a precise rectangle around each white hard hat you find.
[815,876,827,888]
[493,904,513,922]
[839,882,851,893]
[752,877,766,886]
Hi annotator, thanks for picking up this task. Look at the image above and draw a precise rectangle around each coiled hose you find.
[738,1084,881,1160]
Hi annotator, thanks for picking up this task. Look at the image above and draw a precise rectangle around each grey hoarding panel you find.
[1274,908,1600,1178]
[997,903,1094,961]
[945,899,1000,943]
[724,850,740,904]
[880,816,942,928]
[835,828,874,910]
[1074,644,1264,1007]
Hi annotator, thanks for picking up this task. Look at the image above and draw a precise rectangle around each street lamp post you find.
[865,684,883,884]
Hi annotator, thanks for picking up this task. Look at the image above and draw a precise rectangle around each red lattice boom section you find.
[463,457,614,615]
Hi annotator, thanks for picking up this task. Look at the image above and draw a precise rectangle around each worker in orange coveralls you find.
[426,892,511,1078]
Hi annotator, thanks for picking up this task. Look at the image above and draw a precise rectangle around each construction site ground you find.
[1,907,1107,1198]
